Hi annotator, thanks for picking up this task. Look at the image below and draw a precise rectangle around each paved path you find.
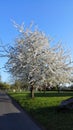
[0,92,42,130]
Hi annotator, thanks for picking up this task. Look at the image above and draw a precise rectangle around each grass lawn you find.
[9,91,73,130]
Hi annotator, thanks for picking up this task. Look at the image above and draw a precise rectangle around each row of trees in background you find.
[0,21,73,97]
[1,80,73,93]
[0,82,10,90]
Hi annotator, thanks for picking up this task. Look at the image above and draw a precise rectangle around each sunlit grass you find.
[9,91,73,130]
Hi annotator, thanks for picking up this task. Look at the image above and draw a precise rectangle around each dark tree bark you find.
[30,85,34,98]
[57,85,60,93]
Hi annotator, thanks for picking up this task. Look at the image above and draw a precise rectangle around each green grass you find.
[9,91,73,130]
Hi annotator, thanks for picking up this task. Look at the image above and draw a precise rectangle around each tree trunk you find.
[30,85,34,98]
[57,85,60,93]
[43,86,46,93]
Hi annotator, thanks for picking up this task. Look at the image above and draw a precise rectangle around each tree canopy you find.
[0,22,73,91]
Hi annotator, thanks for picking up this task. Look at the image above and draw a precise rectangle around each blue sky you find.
[0,0,73,82]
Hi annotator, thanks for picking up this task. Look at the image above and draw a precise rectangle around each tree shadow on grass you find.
[30,106,58,130]
[32,106,73,130]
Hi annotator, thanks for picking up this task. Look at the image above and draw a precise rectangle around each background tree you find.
[0,82,10,90]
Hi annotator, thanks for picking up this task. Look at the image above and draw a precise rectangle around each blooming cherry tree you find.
[0,22,73,97]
